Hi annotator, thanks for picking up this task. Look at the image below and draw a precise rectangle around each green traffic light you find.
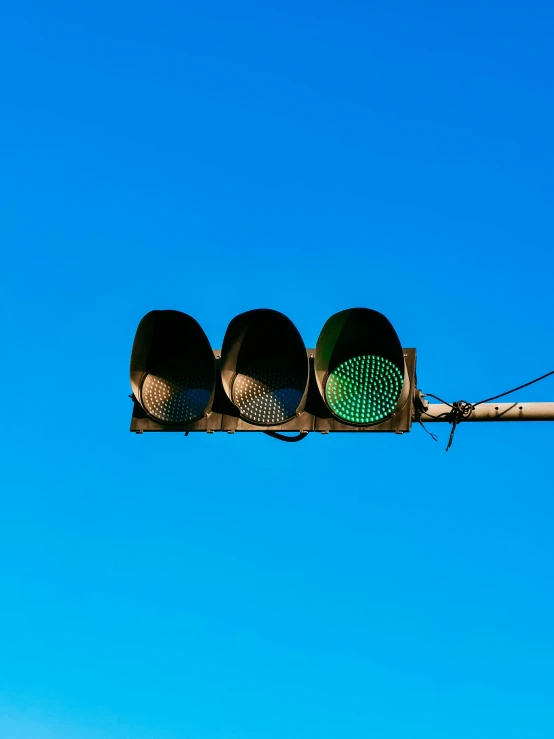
[325,355,404,424]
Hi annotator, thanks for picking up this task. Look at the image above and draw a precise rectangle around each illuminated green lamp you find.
[325,354,404,424]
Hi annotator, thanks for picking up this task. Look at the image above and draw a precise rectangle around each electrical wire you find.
[264,431,308,443]
[473,369,554,406]
[422,393,453,407]
[417,418,438,442]
[419,368,554,451]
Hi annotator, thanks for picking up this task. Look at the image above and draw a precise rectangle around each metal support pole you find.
[420,402,554,422]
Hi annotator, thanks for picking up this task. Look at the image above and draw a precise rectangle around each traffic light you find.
[220,309,310,431]
[130,310,218,431]
[130,308,416,435]
[314,308,412,433]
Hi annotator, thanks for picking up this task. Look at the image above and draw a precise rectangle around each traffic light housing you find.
[313,308,412,432]
[130,310,219,431]
[130,308,416,435]
[220,309,311,431]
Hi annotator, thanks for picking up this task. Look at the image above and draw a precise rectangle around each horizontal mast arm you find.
[419,402,554,422]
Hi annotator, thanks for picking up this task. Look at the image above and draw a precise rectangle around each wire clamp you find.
[445,400,474,451]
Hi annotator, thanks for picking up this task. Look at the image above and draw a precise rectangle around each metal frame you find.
[130,348,418,434]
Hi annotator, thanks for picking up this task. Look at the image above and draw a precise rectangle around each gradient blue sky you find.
[1,1,553,737]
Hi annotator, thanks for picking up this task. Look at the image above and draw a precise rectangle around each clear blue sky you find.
[1,1,553,737]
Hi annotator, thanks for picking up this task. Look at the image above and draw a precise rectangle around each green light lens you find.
[325,355,404,424]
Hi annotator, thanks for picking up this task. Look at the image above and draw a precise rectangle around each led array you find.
[142,373,211,424]
[233,364,303,424]
[325,355,403,424]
